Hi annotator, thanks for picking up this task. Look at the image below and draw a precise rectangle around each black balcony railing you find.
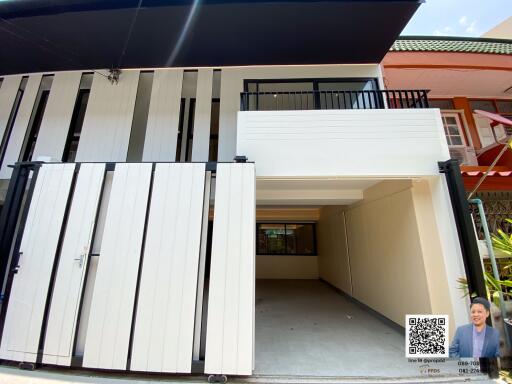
[240,89,430,111]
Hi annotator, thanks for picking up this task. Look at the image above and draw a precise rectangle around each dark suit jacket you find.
[449,324,500,358]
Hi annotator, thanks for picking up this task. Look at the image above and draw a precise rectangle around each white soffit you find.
[385,68,512,98]
[256,178,381,205]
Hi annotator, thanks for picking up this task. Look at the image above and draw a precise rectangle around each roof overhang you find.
[0,0,422,76]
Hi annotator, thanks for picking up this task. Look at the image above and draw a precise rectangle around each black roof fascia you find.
[0,0,423,76]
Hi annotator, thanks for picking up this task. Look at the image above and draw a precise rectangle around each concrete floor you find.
[254,279,489,380]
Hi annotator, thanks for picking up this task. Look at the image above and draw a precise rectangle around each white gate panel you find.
[42,164,105,365]
[131,163,205,373]
[0,164,75,362]
[205,163,255,375]
[82,163,152,370]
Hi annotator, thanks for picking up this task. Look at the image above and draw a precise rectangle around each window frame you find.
[441,112,467,147]
[256,222,317,256]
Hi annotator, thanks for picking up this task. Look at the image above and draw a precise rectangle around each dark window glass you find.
[244,79,378,111]
[176,98,186,161]
[63,89,90,162]
[257,223,316,255]
[497,101,512,114]
[127,71,154,162]
[209,99,220,161]
[429,99,454,110]
[21,89,50,161]
[185,99,196,161]
[470,100,497,113]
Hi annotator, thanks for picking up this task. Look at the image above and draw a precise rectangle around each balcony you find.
[240,89,430,111]
[236,89,449,178]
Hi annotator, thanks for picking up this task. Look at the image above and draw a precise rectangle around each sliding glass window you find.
[244,78,378,111]
[257,223,317,255]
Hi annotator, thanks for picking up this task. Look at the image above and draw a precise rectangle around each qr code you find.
[406,315,449,357]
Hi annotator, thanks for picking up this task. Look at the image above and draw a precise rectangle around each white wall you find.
[345,182,433,327]
[0,75,42,179]
[0,76,22,152]
[32,72,82,161]
[142,69,183,161]
[256,256,318,279]
[75,71,139,162]
[219,64,382,161]
[316,179,467,332]
[317,206,351,294]
[238,108,449,177]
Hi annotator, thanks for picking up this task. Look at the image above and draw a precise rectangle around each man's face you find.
[470,303,489,327]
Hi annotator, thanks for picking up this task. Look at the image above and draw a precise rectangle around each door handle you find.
[74,246,88,268]
[74,253,84,268]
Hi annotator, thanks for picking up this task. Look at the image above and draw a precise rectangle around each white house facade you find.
[0,0,489,380]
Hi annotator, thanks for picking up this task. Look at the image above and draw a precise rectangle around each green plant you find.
[457,220,512,307]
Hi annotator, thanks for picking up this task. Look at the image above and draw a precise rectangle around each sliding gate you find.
[0,161,255,376]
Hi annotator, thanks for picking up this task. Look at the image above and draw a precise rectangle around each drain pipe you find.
[468,198,511,348]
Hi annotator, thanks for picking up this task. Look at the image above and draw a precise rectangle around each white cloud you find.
[433,26,453,36]
[466,21,477,33]
[459,16,468,26]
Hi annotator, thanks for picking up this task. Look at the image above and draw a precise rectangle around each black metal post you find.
[439,159,486,298]
[0,163,37,300]
[439,159,498,379]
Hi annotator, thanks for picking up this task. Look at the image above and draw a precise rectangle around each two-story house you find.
[0,0,489,380]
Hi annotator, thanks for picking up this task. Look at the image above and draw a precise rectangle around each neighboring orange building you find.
[383,36,512,232]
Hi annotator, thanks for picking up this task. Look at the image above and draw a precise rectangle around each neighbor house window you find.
[441,113,465,146]
[257,223,316,255]
[429,99,454,110]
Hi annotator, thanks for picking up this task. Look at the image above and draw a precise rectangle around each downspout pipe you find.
[468,198,511,348]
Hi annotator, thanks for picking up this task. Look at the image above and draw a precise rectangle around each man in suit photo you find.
[449,297,501,358]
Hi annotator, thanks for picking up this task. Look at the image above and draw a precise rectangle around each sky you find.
[401,0,511,37]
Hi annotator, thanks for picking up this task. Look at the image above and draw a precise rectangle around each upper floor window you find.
[470,99,512,146]
[429,99,454,110]
[243,78,379,111]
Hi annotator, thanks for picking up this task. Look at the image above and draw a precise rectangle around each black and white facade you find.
[0,0,488,379]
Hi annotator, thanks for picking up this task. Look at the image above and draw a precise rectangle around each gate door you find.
[204,163,256,375]
[42,164,105,365]
[82,163,152,370]
[130,163,206,373]
[0,164,75,362]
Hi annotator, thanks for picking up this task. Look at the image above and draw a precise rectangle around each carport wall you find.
[317,179,464,335]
